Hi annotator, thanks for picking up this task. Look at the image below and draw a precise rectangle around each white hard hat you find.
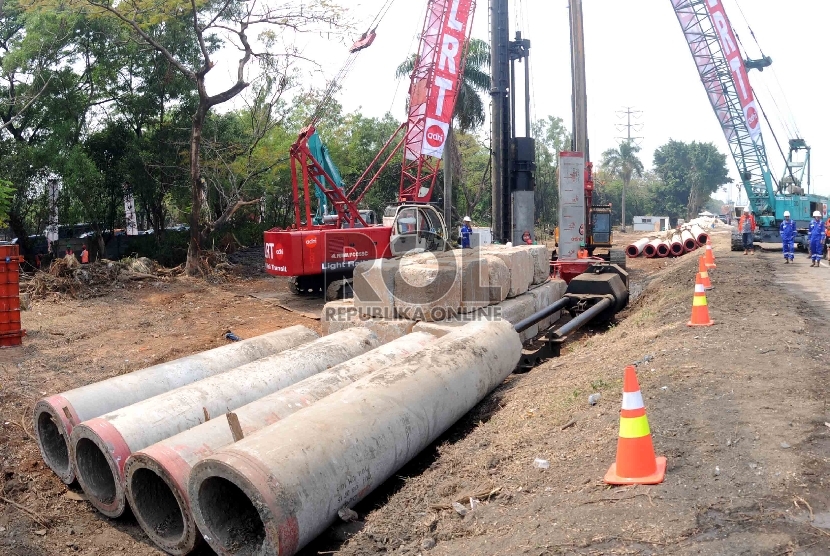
[814,211,822,217]
[463,216,471,222]
[744,207,751,213]
[783,211,791,217]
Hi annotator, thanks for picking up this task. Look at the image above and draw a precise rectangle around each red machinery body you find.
[264,226,393,277]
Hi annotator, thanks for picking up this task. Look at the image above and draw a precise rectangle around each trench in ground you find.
[129,467,185,541]
[197,476,266,555]
[74,437,116,504]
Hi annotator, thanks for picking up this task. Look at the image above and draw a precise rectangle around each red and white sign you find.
[404,0,474,160]
[704,0,761,143]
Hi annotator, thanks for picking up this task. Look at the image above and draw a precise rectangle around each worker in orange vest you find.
[738,208,756,255]
[824,218,830,261]
[81,245,89,264]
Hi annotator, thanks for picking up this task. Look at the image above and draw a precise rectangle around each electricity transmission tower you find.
[614,107,643,232]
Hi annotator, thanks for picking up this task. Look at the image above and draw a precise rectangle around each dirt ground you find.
[3,232,830,555]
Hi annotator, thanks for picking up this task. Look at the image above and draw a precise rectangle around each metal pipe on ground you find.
[681,229,697,252]
[643,239,660,258]
[513,297,573,333]
[689,224,709,246]
[658,240,671,257]
[551,297,614,338]
[124,332,437,556]
[33,325,318,484]
[71,328,381,518]
[626,238,650,258]
[187,320,522,556]
[670,233,684,256]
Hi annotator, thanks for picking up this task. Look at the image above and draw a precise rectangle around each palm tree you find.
[396,39,490,228]
[601,142,644,231]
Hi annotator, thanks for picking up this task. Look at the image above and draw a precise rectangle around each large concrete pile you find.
[324,245,566,342]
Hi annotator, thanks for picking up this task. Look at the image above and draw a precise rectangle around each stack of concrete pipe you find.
[33,317,524,555]
[626,222,711,259]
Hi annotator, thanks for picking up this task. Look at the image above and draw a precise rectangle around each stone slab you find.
[394,261,462,322]
[353,258,398,320]
[321,299,360,336]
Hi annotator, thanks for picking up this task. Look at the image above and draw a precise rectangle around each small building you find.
[632,216,670,232]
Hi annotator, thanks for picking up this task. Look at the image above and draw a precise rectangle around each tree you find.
[652,139,731,220]
[47,0,347,274]
[600,141,644,229]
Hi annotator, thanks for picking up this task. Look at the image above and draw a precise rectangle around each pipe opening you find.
[75,437,116,504]
[625,246,639,257]
[197,476,265,555]
[130,467,184,542]
[37,411,70,475]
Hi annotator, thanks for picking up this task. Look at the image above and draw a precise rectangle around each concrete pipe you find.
[690,224,709,246]
[643,239,660,258]
[626,238,650,258]
[670,233,684,256]
[124,332,436,555]
[33,325,317,484]
[681,229,697,252]
[71,328,380,518]
[188,320,522,556]
[658,240,671,258]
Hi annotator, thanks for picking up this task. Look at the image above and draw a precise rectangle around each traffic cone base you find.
[604,456,667,485]
[603,366,666,486]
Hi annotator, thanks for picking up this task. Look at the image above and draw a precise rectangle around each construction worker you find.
[824,216,830,261]
[460,216,473,248]
[81,244,89,264]
[780,211,796,263]
[738,208,756,255]
[521,230,532,245]
[809,210,824,266]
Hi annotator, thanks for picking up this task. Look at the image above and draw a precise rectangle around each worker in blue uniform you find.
[779,210,797,264]
[809,210,824,267]
[460,216,473,248]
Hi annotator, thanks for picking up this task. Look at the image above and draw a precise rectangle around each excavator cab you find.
[386,204,448,256]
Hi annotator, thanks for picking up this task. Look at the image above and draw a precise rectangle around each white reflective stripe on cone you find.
[694,284,705,293]
[622,391,644,410]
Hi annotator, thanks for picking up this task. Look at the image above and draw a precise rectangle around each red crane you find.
[264,0,476,299]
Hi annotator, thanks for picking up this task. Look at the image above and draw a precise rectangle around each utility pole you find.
[614,106,643,232]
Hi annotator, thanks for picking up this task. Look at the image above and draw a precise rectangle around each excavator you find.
[264,0,476,299]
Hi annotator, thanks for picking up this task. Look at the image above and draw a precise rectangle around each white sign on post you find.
[558,152,585,260]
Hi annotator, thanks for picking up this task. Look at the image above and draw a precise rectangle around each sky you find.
[207,0,830,203]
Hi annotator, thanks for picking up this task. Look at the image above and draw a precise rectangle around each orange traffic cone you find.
[604,365,667,485]
[698,257,713,290]
[688,274,714,326]
[704,241,717,269]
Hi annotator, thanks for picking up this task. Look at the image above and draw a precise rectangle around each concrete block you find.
[321,299,360,336]
[412,320,466,338]
[482,247,533,298]
[478,292,537,342]
[359,318,416,344]
[519,245,551,284]
[443,250,490,313]
[394,261,461,322]
[483,255,510,303]
[353,259,398,320]
[528,279,567,330]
